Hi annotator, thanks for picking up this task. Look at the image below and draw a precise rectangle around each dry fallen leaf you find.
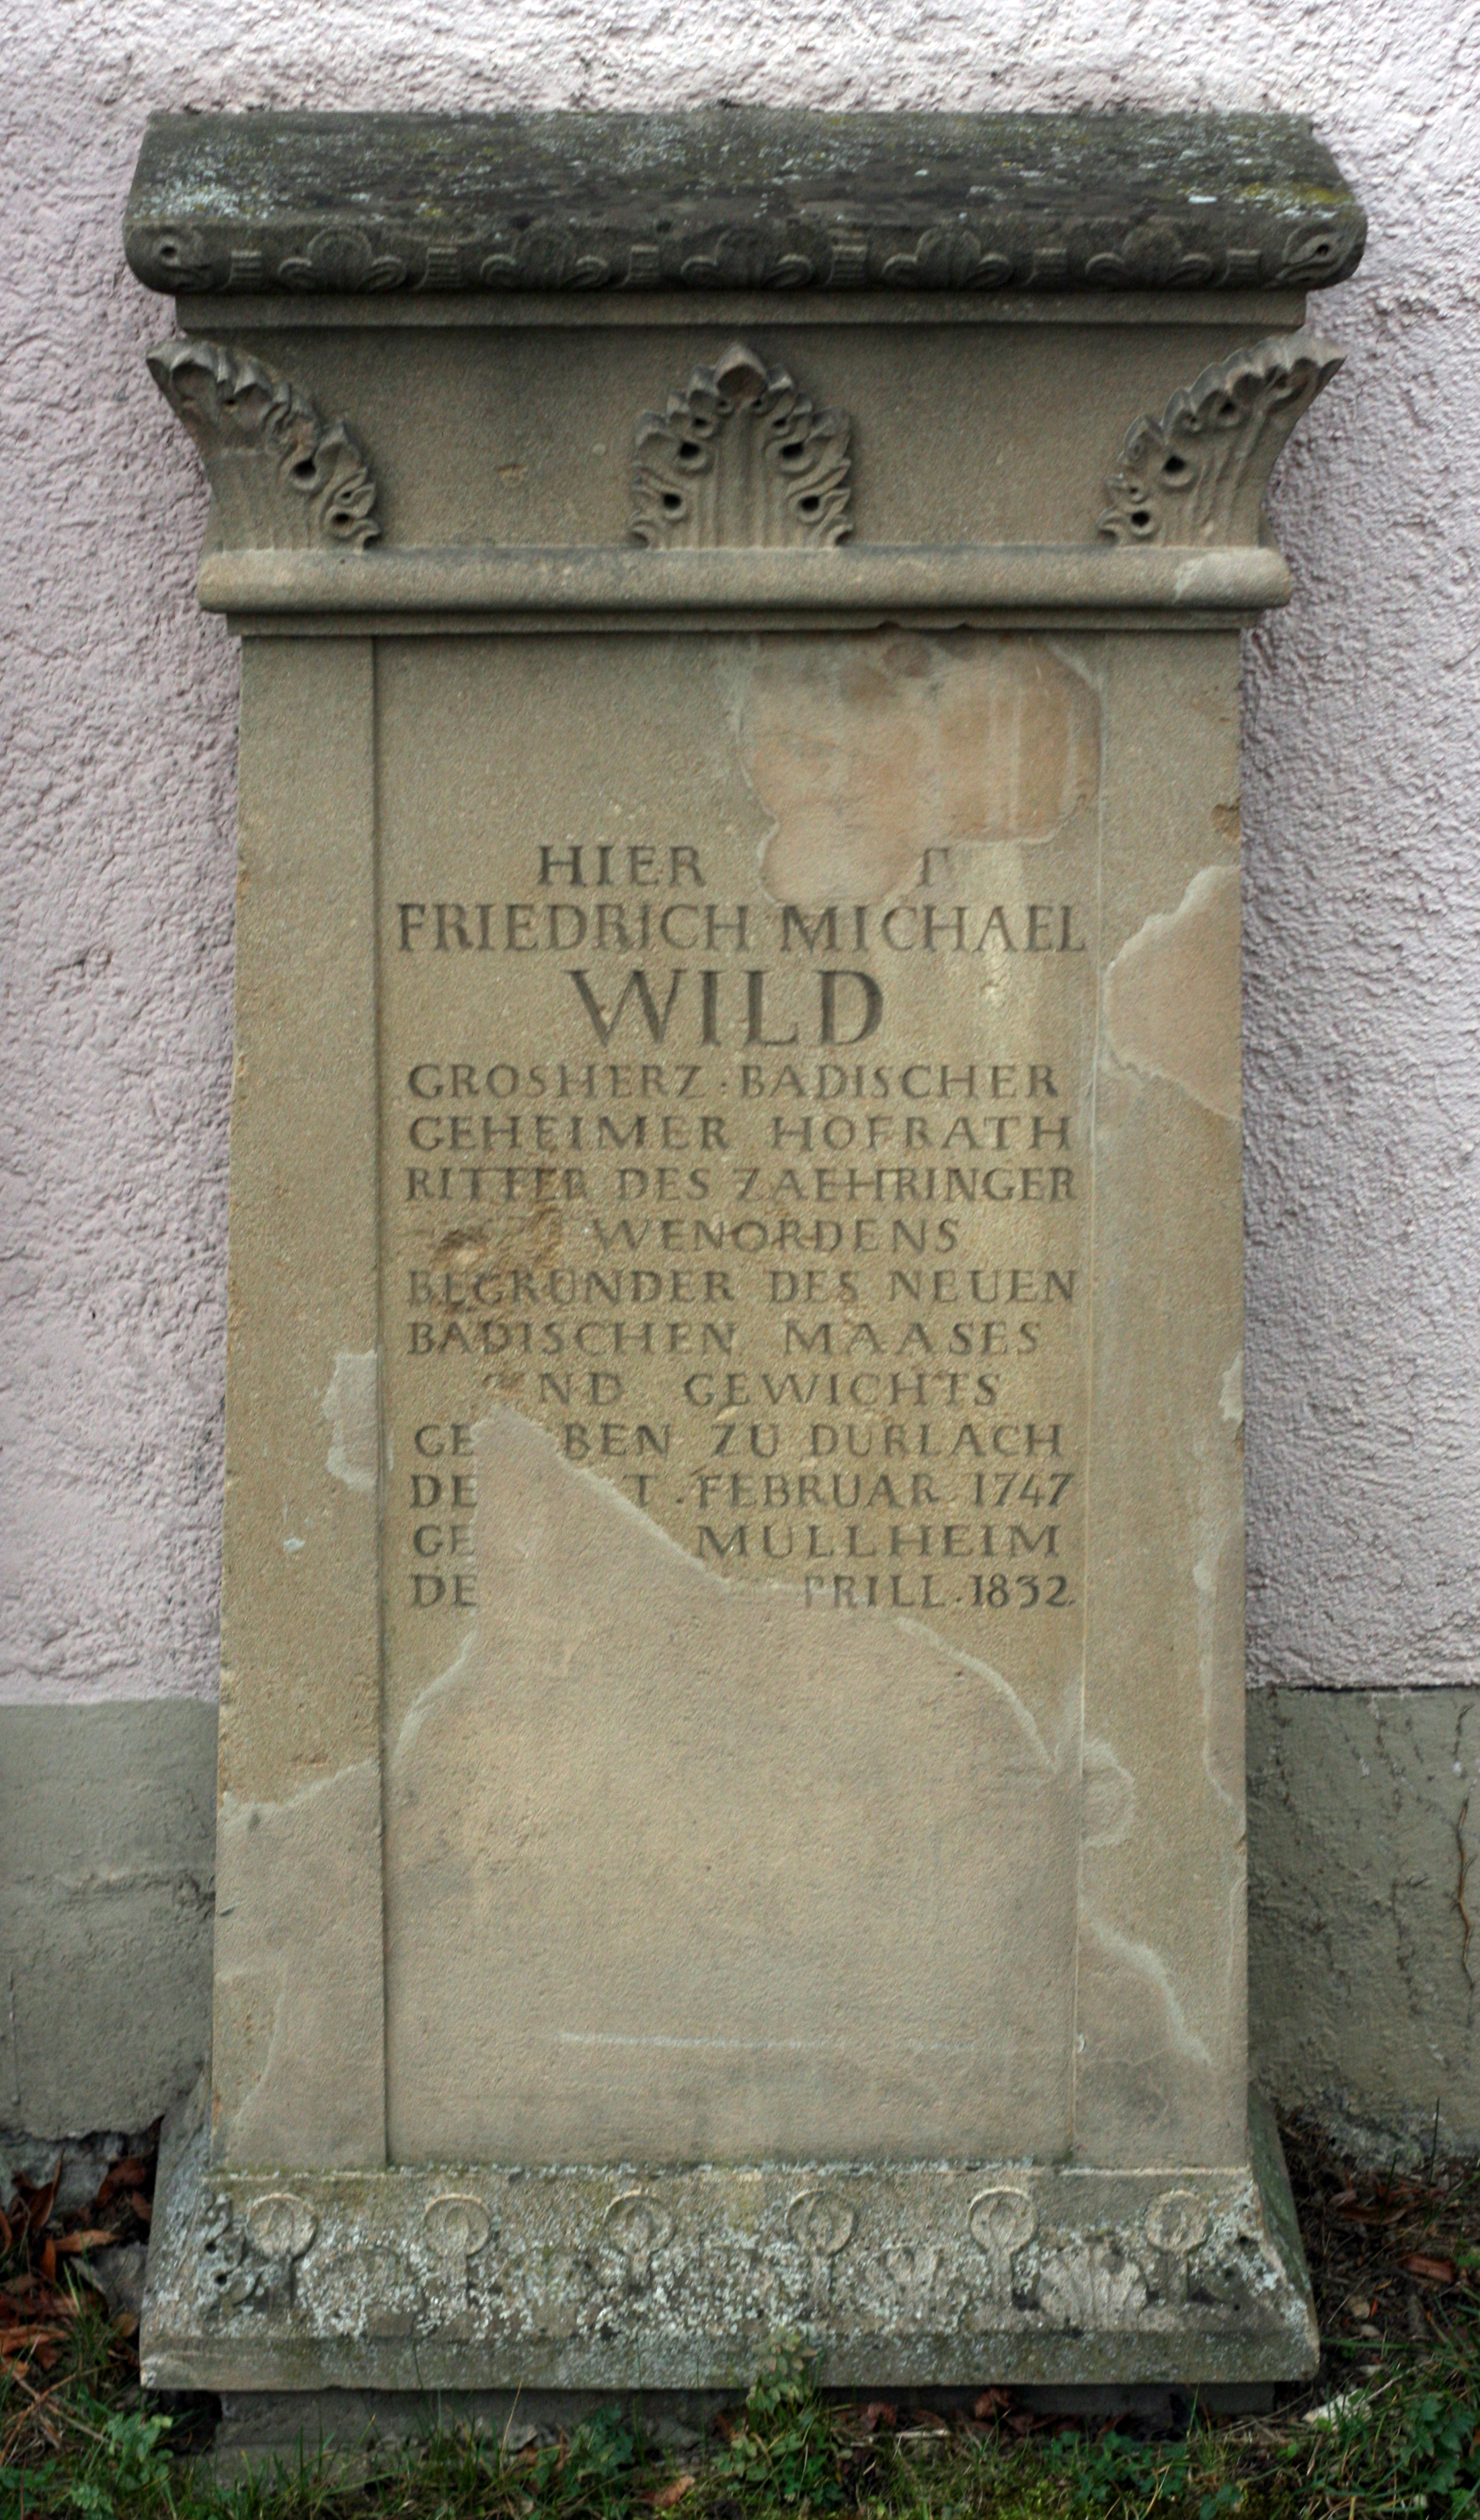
[1401,2253,1456,2285]
[54,2231,116,2256]
[650,2476,695,2509]
[0,2326,64,2366]
[11,2169,60,2242]
[95,2158,149,2208]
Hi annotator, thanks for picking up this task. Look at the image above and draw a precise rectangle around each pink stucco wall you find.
[2,2,1476,1702]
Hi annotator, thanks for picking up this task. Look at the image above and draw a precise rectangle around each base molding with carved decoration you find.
[144,2092,1315,2392]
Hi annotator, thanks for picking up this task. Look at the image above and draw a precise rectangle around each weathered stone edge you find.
[123,108,1365,297]
[142,2097,1317,2394]
[193,545,1294,621]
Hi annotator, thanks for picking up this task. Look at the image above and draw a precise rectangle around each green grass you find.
[3,2119,1479,2519]
[2,2317,1477,2520]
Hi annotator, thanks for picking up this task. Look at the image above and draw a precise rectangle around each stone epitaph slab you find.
[127,108,1362,2404]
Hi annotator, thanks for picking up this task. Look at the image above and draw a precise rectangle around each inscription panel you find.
[377,629,1101,2163]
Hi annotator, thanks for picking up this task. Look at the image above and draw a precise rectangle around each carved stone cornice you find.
[123,109,1366,299]
[1099,330,1344,547]
[147,338,380,551]
[632,344,851,549]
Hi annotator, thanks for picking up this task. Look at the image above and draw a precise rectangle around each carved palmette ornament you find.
[199,2187,316,2315]
[278,226,409,291]
[968,2184,1038,2305]
[198,2191,267,2314]
[631,342,851,549]
[881,2242,942,2320]
[422,2192,492,2326]
[244,2190,317,2263]
[167,2148,1305,2356]
[147,338,381,551]
[600,2191,675,2292]
[1142,2188,1210,2308]
[1099,330,1343,547]
[1038,2240,1148,2330]
[786,2186,857,2307]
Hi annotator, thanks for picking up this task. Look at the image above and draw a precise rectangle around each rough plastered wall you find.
[0,1,1477,1708]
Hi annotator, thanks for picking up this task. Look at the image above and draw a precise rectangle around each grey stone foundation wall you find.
[0,1702,217,2143]
[3,1689,1476,2157]
[1247,1687,1479,2158]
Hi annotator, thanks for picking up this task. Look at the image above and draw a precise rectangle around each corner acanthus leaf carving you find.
[147,338,381,551]
[1099,330,1343,547]
[631,342,851,549]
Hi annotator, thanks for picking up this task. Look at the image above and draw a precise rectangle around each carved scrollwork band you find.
[1099,330,1344,547]
[151,2125,1313,2385]
[631,343,852,549]
[193,2170,1233,2332]
[134,213,1361,300]
[147,338,381,551]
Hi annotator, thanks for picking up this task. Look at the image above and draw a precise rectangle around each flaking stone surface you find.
[143,2104,1317,2391]
[1,2,1476,1724]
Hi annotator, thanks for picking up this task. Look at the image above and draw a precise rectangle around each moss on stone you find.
[123,107,1364,297]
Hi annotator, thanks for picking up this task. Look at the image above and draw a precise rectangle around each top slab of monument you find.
[123,108,1364,299]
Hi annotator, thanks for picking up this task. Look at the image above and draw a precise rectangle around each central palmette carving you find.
[631,342,852,549]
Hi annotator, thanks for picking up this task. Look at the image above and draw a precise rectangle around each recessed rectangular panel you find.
[377,629,1099,2164]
